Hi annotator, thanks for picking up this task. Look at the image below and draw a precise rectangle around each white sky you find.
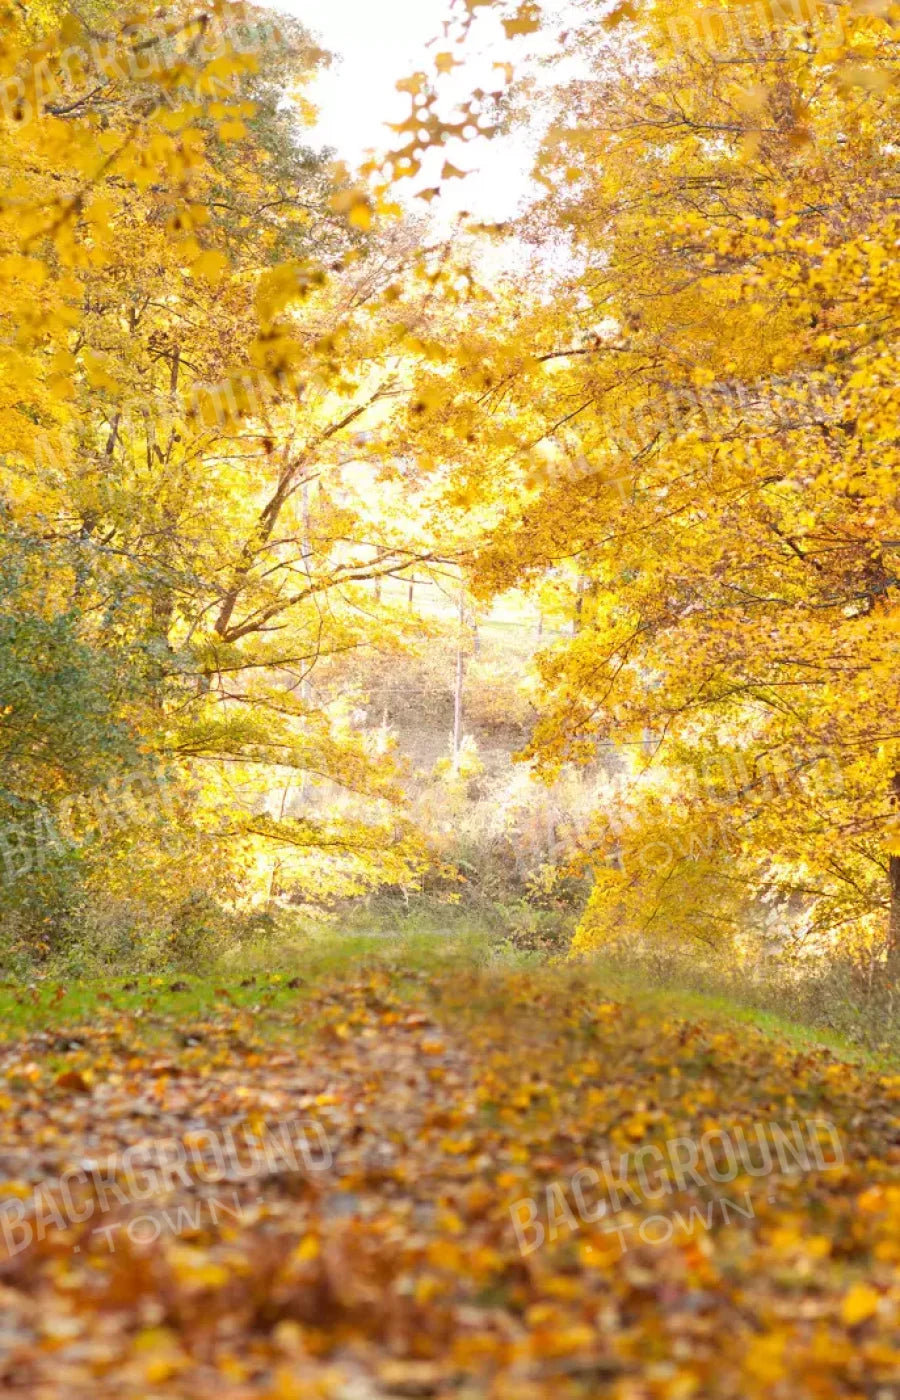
[270,0,548,220]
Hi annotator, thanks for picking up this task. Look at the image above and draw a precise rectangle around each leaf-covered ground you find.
[0,962,898,1398]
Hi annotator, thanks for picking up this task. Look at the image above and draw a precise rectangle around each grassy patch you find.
[0,925,503,1043]
[573,948,900,1071]
[5,923,898,1074]
[583,959,895,1069]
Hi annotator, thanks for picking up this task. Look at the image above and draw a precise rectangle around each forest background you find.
[1,0,898,1052]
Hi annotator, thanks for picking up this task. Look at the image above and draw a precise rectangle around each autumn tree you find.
[416,0,900,953]
[0,2,458,947]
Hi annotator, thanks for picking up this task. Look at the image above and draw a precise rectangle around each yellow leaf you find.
[348,200,372,230]
[331,188,373,230]
[743,1333,786,1384]
[80,348,119,393]
[839,64,891,92]
[841,1283,880,1326]
[503,1,543,37]
[218,119,248,141]
[193,249,229,285]
[0,255,47,287]
[291,1234,320,1264]
[733,84,769,116]
[603,0,637,28]
[168,1245,230,1290]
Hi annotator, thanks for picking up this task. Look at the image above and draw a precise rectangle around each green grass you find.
[580,954,900,1072]
[3,922,896,1073]
[0,925,500,1041]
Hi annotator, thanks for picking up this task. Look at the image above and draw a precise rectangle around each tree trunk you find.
[890,774,900,953]
[890,855,900,953]
[453,583,465,768]
[573,576,585,635]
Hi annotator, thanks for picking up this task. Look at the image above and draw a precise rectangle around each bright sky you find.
[271,0,546,220]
